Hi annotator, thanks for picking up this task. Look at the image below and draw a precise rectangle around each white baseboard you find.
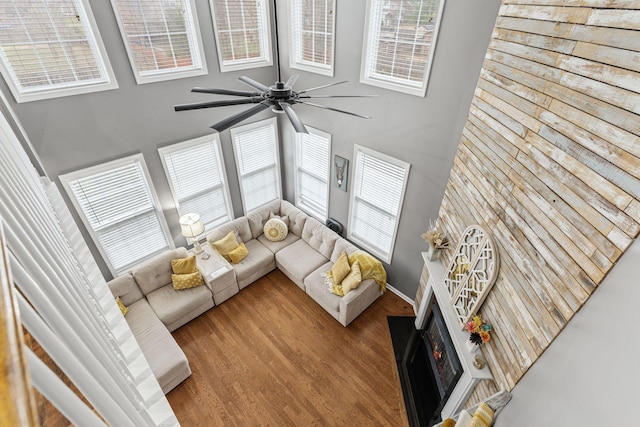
[386,284,415,313]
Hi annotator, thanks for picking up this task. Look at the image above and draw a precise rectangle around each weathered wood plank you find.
[586,8,640,30]
[480,70,553,109]
[499,5,591,24]
[493,27,577,55]
[573,41,640,75]
[496,16,640,53]
[559,70,640,116]
[528,126,635,209]
[477,77,540,117]
[476,88,542,133]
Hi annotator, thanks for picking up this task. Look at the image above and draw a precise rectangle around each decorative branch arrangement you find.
[421,220,450,249]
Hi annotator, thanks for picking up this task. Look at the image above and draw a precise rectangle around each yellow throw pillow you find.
[228,242,249,264]
[212,231,240,261]
[442,420,456,427]
[469,402,494,427]
[171,255,197,274]
[341,261,362,294]
[172,271,204,290]
[116,297,128,316]
[331,251,351,285]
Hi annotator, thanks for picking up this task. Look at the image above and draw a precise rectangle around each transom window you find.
[60,154,172,276]
[0,0,117,102]
[361,0,445,96]
[289,0,335,76]
[347,145,410,263]
[159,135,233,231]
[210,0,273,72]
[294,127,331,220]
[231,117,281,213]
[109,0,207,84]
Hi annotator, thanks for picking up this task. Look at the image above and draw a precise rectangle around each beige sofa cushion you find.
[146,281,214,331]
[304,261,340,319]
[246,199,282,238]
[232,239,275,286]
[258,232,300,254]
[108,273,144,306]
[206,217,252,246]
[276,239,329,285]
[279,200,308,237]
[132,247,189,295]
[125,299,191,394]
[301,217,340,259]
[330,238,360,263]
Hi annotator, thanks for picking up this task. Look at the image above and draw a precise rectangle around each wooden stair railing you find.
[0,223,38,426]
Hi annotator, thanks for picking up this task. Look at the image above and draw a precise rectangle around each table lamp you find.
[179,213,205,255]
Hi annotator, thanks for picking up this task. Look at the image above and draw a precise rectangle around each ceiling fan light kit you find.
[174,0,375,134]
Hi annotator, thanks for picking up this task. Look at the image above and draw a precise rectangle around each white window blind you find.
[347,145,410,263]
[60,154,172,276]
[159,135,233,231]
[209,0,273,72]
[295,127,330,220]
[361,0,444,96]
[109,0,206,84]
[289,0,335,76]
[231,117,281,213]
[0,0,117,102]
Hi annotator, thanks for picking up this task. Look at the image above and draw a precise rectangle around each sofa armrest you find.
[339,279,382,326]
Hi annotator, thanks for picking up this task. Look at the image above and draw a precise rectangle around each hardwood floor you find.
[167,269,414,426]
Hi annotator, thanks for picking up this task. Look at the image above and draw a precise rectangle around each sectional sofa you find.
[107,199,386,394]
[206,199,385,327]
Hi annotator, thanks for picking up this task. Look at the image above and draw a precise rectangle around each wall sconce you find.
[334,155,349,192]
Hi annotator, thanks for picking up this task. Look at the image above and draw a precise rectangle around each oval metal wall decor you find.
[442,225,500,328]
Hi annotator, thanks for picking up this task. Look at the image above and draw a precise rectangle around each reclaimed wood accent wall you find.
[437,0,640,394]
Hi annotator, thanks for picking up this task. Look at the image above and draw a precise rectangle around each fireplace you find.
[390,296,462,426]
[389,252,493,425]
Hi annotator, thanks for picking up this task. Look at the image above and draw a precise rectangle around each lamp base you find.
[192,238,204,255]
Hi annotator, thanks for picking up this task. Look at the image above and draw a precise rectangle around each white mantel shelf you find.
[416,252,493,418]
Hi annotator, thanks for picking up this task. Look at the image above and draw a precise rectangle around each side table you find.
[191,244,239,305]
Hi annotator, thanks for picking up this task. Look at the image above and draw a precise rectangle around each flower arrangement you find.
[421,221,449,249]
[465,315,491,345]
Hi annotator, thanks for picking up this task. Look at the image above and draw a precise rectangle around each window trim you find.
[158,134,234,231]
[0,0,118,103]
[59,153,174,277]
[109,0,208,84]
[346,145,410,263]
[293,126,331,221]
[209,0,274,73]
[230,117,282,214]
[360,0,446,97]
[288,0,336,77]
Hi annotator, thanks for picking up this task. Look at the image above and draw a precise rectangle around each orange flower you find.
[480,331,491,343]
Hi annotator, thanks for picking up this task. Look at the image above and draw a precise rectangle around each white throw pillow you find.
[263,218,288,242]
[456,410,473,427]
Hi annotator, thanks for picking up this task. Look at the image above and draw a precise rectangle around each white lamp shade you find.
[179,213,205,238]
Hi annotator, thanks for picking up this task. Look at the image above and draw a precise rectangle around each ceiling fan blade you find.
[238,76,271,92]
[174,98,260,111]
[298,81,347,94]
[297,101,372,119]
[299,95,378,98]
[191,87,261,97]
[210,102,271,132]
[285,75,299,88]
[279,103,308,134]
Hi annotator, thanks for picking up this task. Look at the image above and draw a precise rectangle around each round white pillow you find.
[263,218,288,242]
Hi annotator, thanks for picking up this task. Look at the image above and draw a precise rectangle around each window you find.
[361,0,445,96]
[159,135,233,231]
[210,0,273,72]
[289,0,335,76]
[60,154,172,276]
[347,145,410,263]
[0,0,117,102]
[294,127,330,220]
[109,0,207,84]
[231,117,281,213]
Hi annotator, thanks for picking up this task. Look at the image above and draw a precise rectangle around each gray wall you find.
[0,0,500,294]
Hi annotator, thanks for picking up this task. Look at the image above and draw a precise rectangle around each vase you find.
[426,245,440,261]
[466,339,480,353]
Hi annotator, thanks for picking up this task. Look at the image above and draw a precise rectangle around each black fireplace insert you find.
[388,296,463,426]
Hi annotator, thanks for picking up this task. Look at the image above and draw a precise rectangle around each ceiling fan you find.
[174,0,375,134]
